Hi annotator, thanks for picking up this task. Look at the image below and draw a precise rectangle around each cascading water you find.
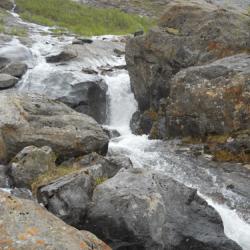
[3,7,250,249]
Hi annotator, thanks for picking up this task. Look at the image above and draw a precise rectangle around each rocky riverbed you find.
[0,0,250,249]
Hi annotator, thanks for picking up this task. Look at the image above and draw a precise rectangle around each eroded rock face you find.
[0,91,109,163]
[0,190,111,250]
[11,146,56,188]
[126,0,250,138]
[84,168,241,250]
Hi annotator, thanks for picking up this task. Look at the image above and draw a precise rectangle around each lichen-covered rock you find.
[0,190,111,250]
[84,168,242,250]
[0,91,109,163]
[11,146,56,188]
[163,54,250,138]
[126,0,250,136]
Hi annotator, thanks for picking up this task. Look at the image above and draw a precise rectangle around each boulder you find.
[126,0,250,135]
[0,190,110,250]
[37,152,132,227]
[84,168,241,250]
[37,170,93,228]
[164,54,250,138]
[46,50,78,63]
[11,146,56,188]
[0,57,10,69]
[0,62,28,78]
[0,73,18,89]
[21,71,108,124]
[72,37,93,45]
[0,91,109,163]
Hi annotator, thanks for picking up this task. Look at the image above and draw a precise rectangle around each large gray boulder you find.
[126,0,250,137]
[0,91,109,163]
[0,73,18,89]
[84,168,241,250]
[11,146,56,188]
[21,71,108,124]
[0,190,111,250]
[37,152,132,227]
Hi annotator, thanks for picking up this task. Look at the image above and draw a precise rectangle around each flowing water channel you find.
[2,8,250,249]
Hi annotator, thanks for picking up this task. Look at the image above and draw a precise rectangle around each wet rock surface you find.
[0,190,111,250]
[0,62,28,78]
[84,168,242,250]
[0,91,109,163]
[0,73,18,89]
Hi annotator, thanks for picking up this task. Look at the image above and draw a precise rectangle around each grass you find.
[15,0,155,36]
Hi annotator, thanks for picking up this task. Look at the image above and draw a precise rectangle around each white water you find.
[5,9,250,250]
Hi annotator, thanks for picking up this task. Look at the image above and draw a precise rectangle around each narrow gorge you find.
[0,0,250,249]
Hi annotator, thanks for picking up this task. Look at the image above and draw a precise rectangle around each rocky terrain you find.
[126,0,250,163]
[0,0,249,249]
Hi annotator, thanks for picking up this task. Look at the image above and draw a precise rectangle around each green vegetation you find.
[15,0,155,36]
[94,176,108,187]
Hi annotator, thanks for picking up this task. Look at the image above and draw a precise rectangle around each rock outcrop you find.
[0,91,109,163]
[126,0,250,162]
[0,190,110,250]
[84,168,241,250]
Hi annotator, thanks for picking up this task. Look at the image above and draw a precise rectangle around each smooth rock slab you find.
[0,91,109,163]
[84,168,241,250]
[0,190,111,250]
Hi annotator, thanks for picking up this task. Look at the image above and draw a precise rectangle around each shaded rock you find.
[126,0,250,132]
[37,152,132,227]
[84,168,241,250]
[0,73,18,89]
[0,91,109,163]
[0,190,111,250]
[46,50,78,63]
[11,146,56,188]
[103,127,121,139]
[72,37,93,45]
[37,169,93,228]
[22,71,108,124]
[10,187,33,200]
[164,54,250,138]
[114,48,125,57]
[0,62,28,78]
[134,30,144,37]
[82,68,98,74]
[0,165,11,188]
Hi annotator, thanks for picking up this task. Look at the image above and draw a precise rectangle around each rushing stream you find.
[3,8,250,249]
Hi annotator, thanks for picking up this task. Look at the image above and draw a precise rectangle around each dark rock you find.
[82,68,98,75]
[0,57,10,69]
[46,50,77,63]
[0,165,11,188]
[103,127,121,139]
[37,152,132,227]
[72,37,93,45]
[10,187,34,200]
[0,73,18,89]
[0,0,13,10]
[134,30,144,37]
[11,146,56,188]
[0,62,28,78]
[0,190,111,250]
[0,91,109,163]
[84,168,241,250]
[114,48,125,57]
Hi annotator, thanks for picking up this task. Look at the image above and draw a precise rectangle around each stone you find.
[0,190,111,250]
[0,0,13,10]
[46,50,78,63]
[84,168,241,250]
[0,62,28,78]
[0,73,18,89]
[0,91,109,163]
[0,165,11,188]
[72,37,93,45]
[11,146,56,188]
